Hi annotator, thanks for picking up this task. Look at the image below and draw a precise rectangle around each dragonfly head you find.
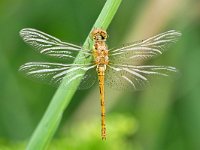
[91,28,108,41]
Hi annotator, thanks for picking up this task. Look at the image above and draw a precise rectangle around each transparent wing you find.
[105,64,177,90]
[20,28,91,60]
[78,66,98,90]
[19,62,97,89]
[109,30,181,65]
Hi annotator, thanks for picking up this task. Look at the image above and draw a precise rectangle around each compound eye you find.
[101,31,107,39]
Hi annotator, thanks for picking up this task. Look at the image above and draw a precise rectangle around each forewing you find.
[19,62,96,89]
[20,28,91,60]
[105,64,177,90]
[109,30,181,65]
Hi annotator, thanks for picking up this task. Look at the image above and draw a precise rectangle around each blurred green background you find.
[0,0,200,150]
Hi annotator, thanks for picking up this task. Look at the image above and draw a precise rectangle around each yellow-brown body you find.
[91,29,109,140]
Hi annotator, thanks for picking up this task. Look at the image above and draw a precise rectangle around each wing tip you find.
[167,30,182,37]
[19,28,37,38]
[19,28,28,38]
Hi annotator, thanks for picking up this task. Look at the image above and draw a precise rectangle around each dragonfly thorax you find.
[93,42,109,65]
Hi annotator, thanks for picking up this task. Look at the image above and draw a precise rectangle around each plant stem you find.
[26,0,122,149]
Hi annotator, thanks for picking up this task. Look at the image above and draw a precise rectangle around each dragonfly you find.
[19,28,181,140]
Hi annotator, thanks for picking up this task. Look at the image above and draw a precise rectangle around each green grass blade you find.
[26,0,122,149]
